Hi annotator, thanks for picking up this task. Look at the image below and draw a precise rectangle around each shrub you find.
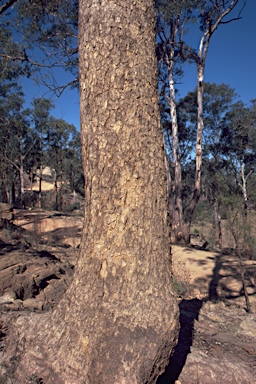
[27,374,44,384]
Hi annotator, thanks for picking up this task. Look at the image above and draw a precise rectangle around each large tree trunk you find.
[4,1,179,383]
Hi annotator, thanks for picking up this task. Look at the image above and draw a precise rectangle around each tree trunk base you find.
[1,304,178,384]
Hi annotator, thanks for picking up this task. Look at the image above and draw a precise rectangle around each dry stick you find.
[227,211,252,313]
[238,251,252,313]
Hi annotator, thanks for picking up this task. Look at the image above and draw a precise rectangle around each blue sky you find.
[21,0,256,131]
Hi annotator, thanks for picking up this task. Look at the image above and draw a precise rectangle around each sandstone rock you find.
[178,348,255,384]
[0,291,16,304]
[0,246,74,310]
[22,298,44,311]
[239,315,256,338]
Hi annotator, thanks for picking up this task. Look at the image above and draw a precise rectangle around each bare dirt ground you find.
[0,209,256,383]
[172,245,256,308]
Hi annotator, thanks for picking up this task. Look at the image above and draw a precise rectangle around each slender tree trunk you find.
[182,62,205,244]
[29,169,34,207]
[178,30,208,244]
[38,164,42,208]
[59,159,63,211]
[20,162,25,207]
[174,1,239,244]
[10,181,15,205]
[195,63,204,202]
[54,178,58,210]
[7,1,179,383]
[0,168,9,203]
[240,162,252,217]
[168,56,184,243]
[239,254,252,313]
[214,200,222,250]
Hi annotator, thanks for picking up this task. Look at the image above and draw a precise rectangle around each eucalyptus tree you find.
[30,98,54,207]
[5,1,179,383]
[0,11,29,204]
[221,101,256,216]
[192,1,243,192]
[178,83,255,250]
[177,83,249,247]
[156,0,200,242]
[156,0,246,244]
[65,129,84,199]
[0,84,30,205]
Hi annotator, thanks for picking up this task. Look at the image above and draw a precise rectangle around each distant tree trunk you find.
[19,162,25,207]
[0,168,9,203]
[38,164,43,208]
[239,254,252,313]
[54,178,58,210]
[239,162,252,217]
[214,199,222,250]
[9,1,179,383]
[168,47,184,243]
[10,181,15,205]
[29,169,34,205]
[180,39,207,245]
[58,160,63,211]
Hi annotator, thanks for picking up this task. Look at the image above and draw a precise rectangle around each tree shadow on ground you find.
[42,225,82,248]
[207,253,256,304]
[157,298,203,384]
[179,244,256,304]
[13,209,83,249]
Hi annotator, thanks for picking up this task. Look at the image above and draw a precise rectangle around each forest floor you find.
[0,209,255,383]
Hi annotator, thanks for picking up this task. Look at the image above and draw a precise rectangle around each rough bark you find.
[2,1,179,383]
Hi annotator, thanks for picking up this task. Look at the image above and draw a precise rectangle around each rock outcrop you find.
[0,243,75,312]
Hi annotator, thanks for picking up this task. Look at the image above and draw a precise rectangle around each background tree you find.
[45,117,77,211]
[64,129,84,201]
[156,0,201,242]
[177,82,256,250]
[30,98,54,208]
[156,0,245,244]
[0,89,83,210]
[0,19,29,203]
[178,82,238,247]
[221,101,255,216]
[0,86,30,206]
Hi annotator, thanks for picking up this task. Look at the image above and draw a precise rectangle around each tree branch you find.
[0,0,18,16]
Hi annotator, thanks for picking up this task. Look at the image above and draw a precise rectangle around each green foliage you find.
[0,93,83,210]
[68,201,81,212]
[173,277,191,297]
[155,0,201,24]
[177,82,256,233]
